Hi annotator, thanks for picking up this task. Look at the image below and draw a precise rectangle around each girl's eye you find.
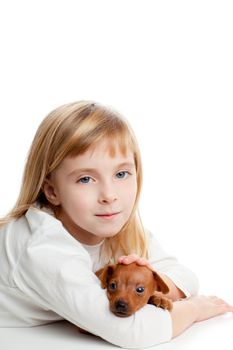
[116,171,130,179]
[78,176,92,184]
[136,286,145,294]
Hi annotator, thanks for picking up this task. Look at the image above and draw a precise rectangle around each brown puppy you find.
[96,262,173,317]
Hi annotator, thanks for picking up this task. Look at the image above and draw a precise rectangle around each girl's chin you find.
[96,230,120,238]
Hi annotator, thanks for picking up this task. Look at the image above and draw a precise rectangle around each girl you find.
[0,101,232,348]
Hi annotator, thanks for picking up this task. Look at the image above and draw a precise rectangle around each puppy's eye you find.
[136,286,145,294]
[109,282,117,290]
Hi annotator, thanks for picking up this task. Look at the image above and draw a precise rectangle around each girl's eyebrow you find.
[68,162,135,177]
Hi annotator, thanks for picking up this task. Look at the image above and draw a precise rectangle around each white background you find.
[0,0,232,348]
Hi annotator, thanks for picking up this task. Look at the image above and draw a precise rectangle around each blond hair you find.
[0,101,148,260]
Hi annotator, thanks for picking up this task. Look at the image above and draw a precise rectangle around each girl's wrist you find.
[184,299,198,322]
[170,299,198,338]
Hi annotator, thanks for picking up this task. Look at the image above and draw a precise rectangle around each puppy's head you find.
[96,262,169,317]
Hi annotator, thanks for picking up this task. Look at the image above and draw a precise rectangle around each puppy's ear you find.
[152,271,170,294]
[95,265,116,289]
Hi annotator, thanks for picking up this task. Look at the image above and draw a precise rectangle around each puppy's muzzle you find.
[113,299,129,316]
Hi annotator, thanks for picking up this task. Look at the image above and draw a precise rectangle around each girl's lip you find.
[95,212,120,217]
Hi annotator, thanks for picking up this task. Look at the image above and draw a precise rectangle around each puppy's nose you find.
[115,299,128,312]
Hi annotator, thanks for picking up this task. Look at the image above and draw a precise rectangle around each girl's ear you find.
[43,179,60,206]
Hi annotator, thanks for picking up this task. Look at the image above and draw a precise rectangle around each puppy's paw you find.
[148,293,173,311]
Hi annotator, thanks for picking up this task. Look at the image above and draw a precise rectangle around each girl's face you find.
[45,140,137,245]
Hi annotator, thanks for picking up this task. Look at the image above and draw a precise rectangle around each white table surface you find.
[1,313,232,350]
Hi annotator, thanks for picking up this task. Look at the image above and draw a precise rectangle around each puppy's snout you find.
[115,299,128,313]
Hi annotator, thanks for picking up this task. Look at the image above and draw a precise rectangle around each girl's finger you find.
[209,296,233,312]
[133,259,156,273]
[118,254,140,264]
[117,255,127,263]
[117,255,156,273]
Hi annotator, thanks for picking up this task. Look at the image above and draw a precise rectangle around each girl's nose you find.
[99,196,117,204]
[98,184,117,204]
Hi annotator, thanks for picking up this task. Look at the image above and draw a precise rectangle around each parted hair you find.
[0,101,148,260]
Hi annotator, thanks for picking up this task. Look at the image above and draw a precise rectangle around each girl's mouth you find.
[95,212,120,219]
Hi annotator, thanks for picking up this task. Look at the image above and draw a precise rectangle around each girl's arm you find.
[12,210,232,348]
[15,241,233,348]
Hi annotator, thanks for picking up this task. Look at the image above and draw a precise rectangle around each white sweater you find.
[0,207,198,348]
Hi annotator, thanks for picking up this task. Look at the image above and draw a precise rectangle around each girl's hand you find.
[187,295,233,322]
[118,254,155,272]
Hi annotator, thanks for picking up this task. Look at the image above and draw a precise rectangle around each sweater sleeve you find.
[13,223,172,349]
[147,231,199,298]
